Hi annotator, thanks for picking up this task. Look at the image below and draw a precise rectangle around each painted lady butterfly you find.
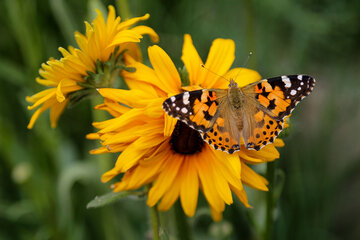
[163,75,315,154]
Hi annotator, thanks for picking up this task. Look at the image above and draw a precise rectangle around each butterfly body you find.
[163,75,315,154]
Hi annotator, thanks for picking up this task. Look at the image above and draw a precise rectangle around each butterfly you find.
[162,75,315,154]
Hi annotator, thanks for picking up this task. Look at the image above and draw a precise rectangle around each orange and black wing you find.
[162,89,227,132]
[242,75,315,150]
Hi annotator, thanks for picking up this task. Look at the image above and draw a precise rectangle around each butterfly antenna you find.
[200,64,230,82]
[234,51,253,81]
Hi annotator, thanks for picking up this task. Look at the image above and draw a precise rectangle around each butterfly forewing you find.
[242,75,315,119]
[162,89,227,132]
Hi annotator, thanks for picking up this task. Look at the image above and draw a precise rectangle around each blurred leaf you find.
[0,58,26,86]
[49,0,77,45]
[87,190,144,209]
[5,0,43,73]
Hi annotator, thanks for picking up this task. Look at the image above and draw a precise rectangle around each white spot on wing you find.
[176,107,180,111]
[183,92,190,105]
[290,90,297,96]
[297,75,303,80]
[282,76,292,88]
[297,87,301,91]
[181,108,188,114]
[170,96,176,102]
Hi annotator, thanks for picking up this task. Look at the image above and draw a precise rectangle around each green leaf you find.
[87,191,144,209]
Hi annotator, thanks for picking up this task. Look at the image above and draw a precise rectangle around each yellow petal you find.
[27,105,48,129]
[118,14,150,30]
[89,146,111,155]
[106,5,117,28]
[97,108,145,133]
[163,113,177,137]
[181,34,204,86]
[121,43,142,62]
[244,144,280,162]
[145,98,164,118]
[103,121,163,145]
[122,54,169,97]
[207,153,233,205]
[36,77,57,87]
[56,79,77,102]
[74,31,89,53]
[148,45,181,93]
[241,162,268,191]
[94,100,130,117]
[202,38,235,88]
[212,149,242,189]
[224,67,262,87]
[194,152,225,213]
[157,173,181,211]
[131,25,159,43]
[26,88,55,104]
[210,206,223,222]
[125,142,171,189]
[86,133,100,140]
[108,30,142,48]
[98,88,154,108]
[50,99,69,128]
[101,168,121,183]
[147,154,184,207]
[180,156,199,217]
[114,134,165,172]
[238,146,268,164]
[27,90,56,110]
[273,138,285,147]
[231,184,251,208]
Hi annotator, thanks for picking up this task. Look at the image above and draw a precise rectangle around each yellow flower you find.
[89,34,285,221]
[26,5,159,129]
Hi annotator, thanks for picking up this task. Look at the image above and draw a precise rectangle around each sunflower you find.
[88,34,285,221]
[26,5,159,129]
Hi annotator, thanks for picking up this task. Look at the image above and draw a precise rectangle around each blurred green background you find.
[1,0,360,239]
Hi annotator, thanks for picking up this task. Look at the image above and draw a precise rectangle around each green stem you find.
[149,204,160,240]
[91,96,112,173]
[174,200,192,240]
[265,161,276,240]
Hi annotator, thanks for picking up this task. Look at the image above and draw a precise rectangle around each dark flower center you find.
[170,121,204,155]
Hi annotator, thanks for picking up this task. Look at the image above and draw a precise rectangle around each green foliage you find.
[1,0,360,239]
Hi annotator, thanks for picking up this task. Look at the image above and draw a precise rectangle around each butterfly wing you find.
[200,96,242,154]
[162,89,227,132]
[241,74,315,150]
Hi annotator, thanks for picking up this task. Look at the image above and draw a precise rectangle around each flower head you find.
[89,34,284,220]
[26,5,159,129]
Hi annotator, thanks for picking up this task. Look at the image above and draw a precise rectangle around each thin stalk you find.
[174,200,192,240]
[149,205,160,240]
[265,161,276,240]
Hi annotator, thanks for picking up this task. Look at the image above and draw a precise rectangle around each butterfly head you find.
[229,79,238,88]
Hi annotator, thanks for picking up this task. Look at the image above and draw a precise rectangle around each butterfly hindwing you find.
[244,109,284,150]
[162,89,226,132]
[201,116,241,154]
